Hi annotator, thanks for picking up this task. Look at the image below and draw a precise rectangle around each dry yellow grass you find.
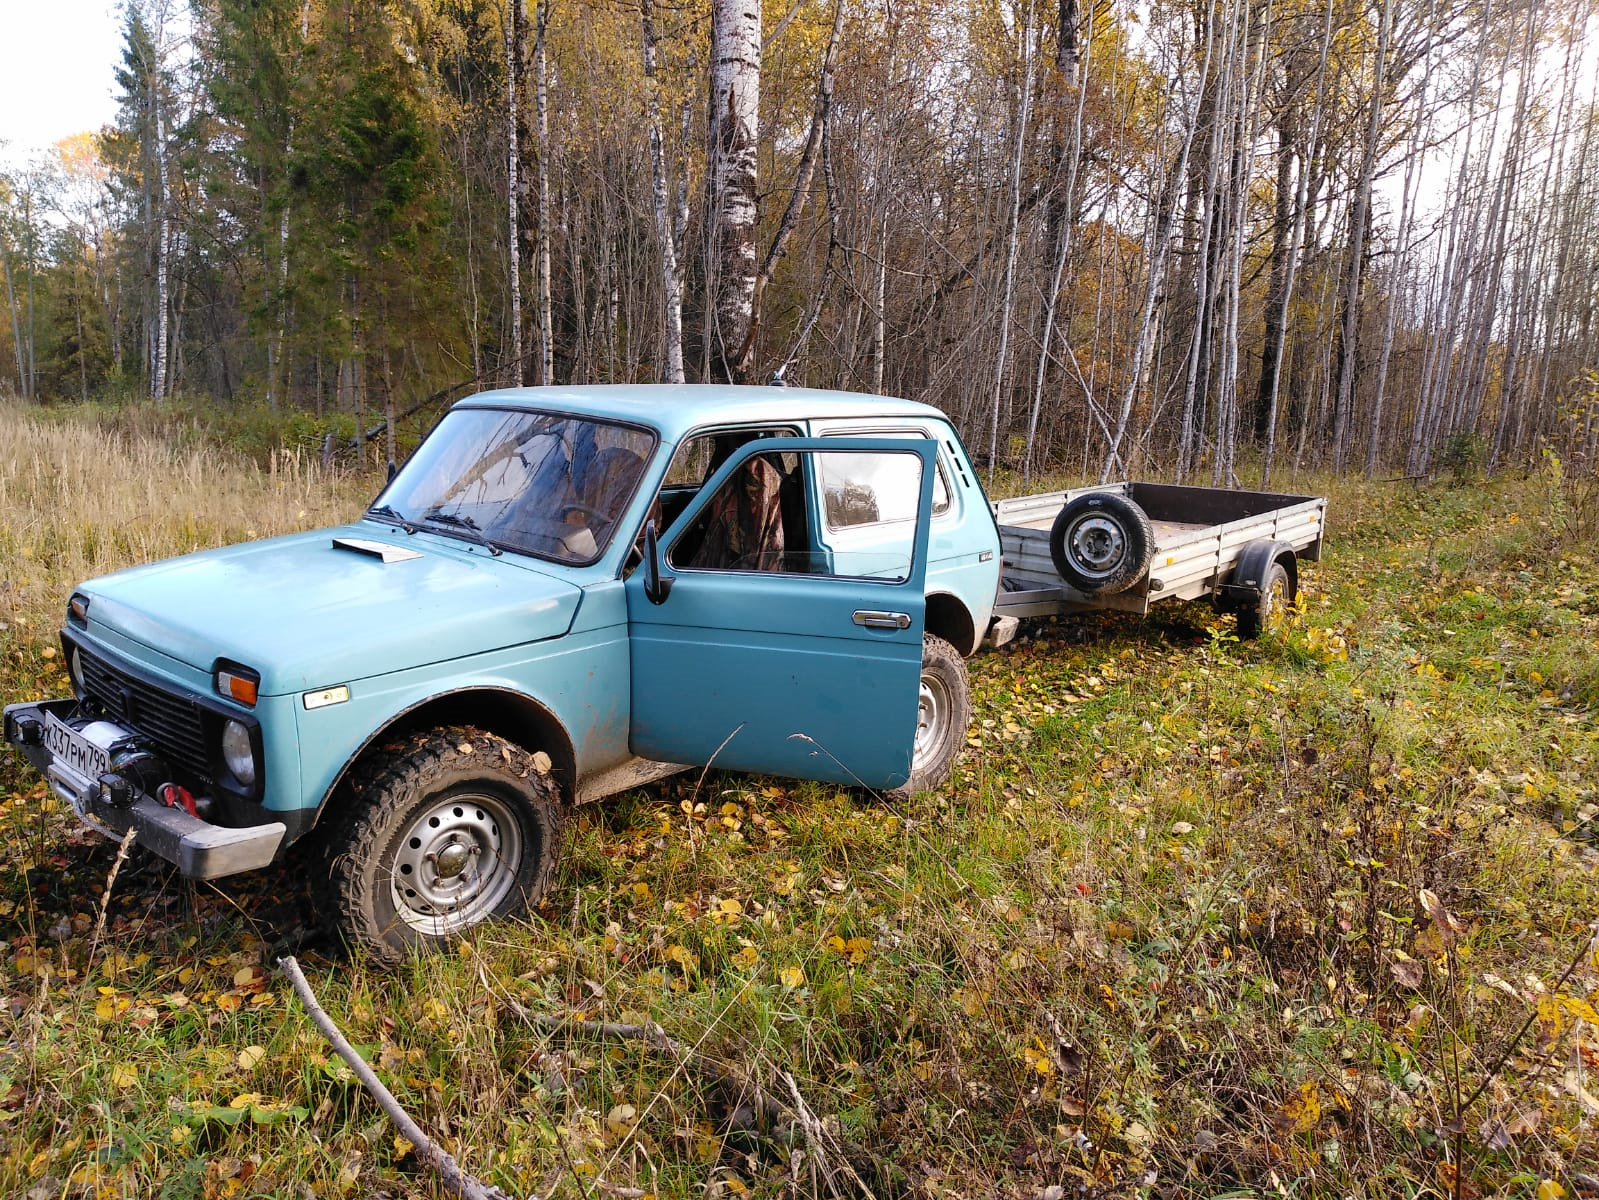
[0,400,372,653]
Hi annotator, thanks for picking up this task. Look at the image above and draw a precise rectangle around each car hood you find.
[77,525,584,696]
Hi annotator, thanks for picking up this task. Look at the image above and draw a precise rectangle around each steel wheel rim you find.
[1069,515,1126,578]
[912,671,948,770]
[390,790,524,935]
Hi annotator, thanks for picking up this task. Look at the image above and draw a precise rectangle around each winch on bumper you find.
[3,699,285,880]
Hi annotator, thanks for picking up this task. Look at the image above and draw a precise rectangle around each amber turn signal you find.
[216,668,260,707]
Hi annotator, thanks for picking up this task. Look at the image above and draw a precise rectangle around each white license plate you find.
[43,711,111,782]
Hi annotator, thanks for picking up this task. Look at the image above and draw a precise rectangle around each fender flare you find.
[1219,539,1298,607]
[308,686,577,830]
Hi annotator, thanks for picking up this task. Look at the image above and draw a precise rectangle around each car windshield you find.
[369,408,655,564]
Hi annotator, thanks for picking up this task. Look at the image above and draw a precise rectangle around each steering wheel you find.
[559,502,603,523]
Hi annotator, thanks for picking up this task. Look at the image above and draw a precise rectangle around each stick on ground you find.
[278,955,512,1200]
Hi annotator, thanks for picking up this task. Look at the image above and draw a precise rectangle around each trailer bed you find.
[992,482,1327,619]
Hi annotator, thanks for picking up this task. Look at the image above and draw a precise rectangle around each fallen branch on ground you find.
[278,955,512,1200]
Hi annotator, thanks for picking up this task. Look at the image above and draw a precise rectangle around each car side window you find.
[669,447,923,582]
[815,427,951,522]
[821,451,924,529]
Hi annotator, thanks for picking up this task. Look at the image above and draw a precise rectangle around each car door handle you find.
[853,610,912,630]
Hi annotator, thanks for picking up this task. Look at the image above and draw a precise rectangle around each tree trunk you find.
[705,0,761,383]
[23,189,37,400]
[987,1,1035,483]
[533,0,554,385]
[1101,5,1216,483]
[1,240,23,395]
[505,0,525,384]
[642,0,685,383]
[742,0,844,385]
[1024,0,1087,483]
[1329,0,1392,475]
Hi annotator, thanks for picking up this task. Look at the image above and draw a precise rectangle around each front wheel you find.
[324,726,563,964]
[888,635,971,799]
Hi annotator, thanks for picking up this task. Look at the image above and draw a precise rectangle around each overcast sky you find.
[0,0,125,166]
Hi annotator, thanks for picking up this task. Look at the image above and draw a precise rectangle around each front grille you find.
[79,648,212,783]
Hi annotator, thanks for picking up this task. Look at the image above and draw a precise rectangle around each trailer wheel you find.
[888,635,970,798]
[325,726,563,965]
[1235,561,1294,639]
[1048,492,1154,595]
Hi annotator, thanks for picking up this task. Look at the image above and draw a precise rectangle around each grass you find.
[0,400,1595,1199]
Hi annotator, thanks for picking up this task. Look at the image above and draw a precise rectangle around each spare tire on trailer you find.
[1048,491,1155,595]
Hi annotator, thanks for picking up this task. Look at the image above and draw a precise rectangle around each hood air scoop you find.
[331,537,424,564]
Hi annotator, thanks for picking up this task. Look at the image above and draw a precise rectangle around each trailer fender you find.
[1216,539,1297,608]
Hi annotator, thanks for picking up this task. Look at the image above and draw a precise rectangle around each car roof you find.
[453,384,949,444]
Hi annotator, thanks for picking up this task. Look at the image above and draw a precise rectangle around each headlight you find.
[221,720,256,786]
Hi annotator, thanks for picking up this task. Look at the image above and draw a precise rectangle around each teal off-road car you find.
[5,386,1004,961]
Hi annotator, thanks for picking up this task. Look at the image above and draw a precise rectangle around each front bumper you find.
[3,699,286,880]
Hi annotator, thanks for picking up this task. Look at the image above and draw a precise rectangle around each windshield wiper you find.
[366,503,416,534]
[420,509,503,556]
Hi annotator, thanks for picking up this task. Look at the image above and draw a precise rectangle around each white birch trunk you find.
[706,0,761,382]
[151,110,170,401]
[534,0,554,385]
[504,0,525,385]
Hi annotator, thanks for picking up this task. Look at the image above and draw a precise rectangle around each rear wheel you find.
[324,726,563,964]
[888,635,970,799]
[1235,560,1293,639]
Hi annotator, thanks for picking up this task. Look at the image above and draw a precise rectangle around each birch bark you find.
[504,0,524,384]
[706,0,761,382]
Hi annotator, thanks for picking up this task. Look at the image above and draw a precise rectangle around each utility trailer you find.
[990,482,1328,638]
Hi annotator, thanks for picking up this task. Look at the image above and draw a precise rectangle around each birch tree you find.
[704,0,760,382]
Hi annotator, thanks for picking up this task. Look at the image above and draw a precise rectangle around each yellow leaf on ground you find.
[1536,1182,1565,1200]
[1283,1080,1322,1133]
[110,1063,138,1090]
[1023,1043,1054,1077]
[779,966,804,988]
[237,1046,266,1070]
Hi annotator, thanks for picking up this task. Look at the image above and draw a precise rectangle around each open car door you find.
[625,438,936,790]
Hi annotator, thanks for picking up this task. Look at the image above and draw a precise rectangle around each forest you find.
[0,0,1597,484]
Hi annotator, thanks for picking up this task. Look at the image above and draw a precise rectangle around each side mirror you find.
[387,458,398,482]
[643,520,673,605]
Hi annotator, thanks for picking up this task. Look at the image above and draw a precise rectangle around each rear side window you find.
[821,451,925,529]
[817,428,951,526]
